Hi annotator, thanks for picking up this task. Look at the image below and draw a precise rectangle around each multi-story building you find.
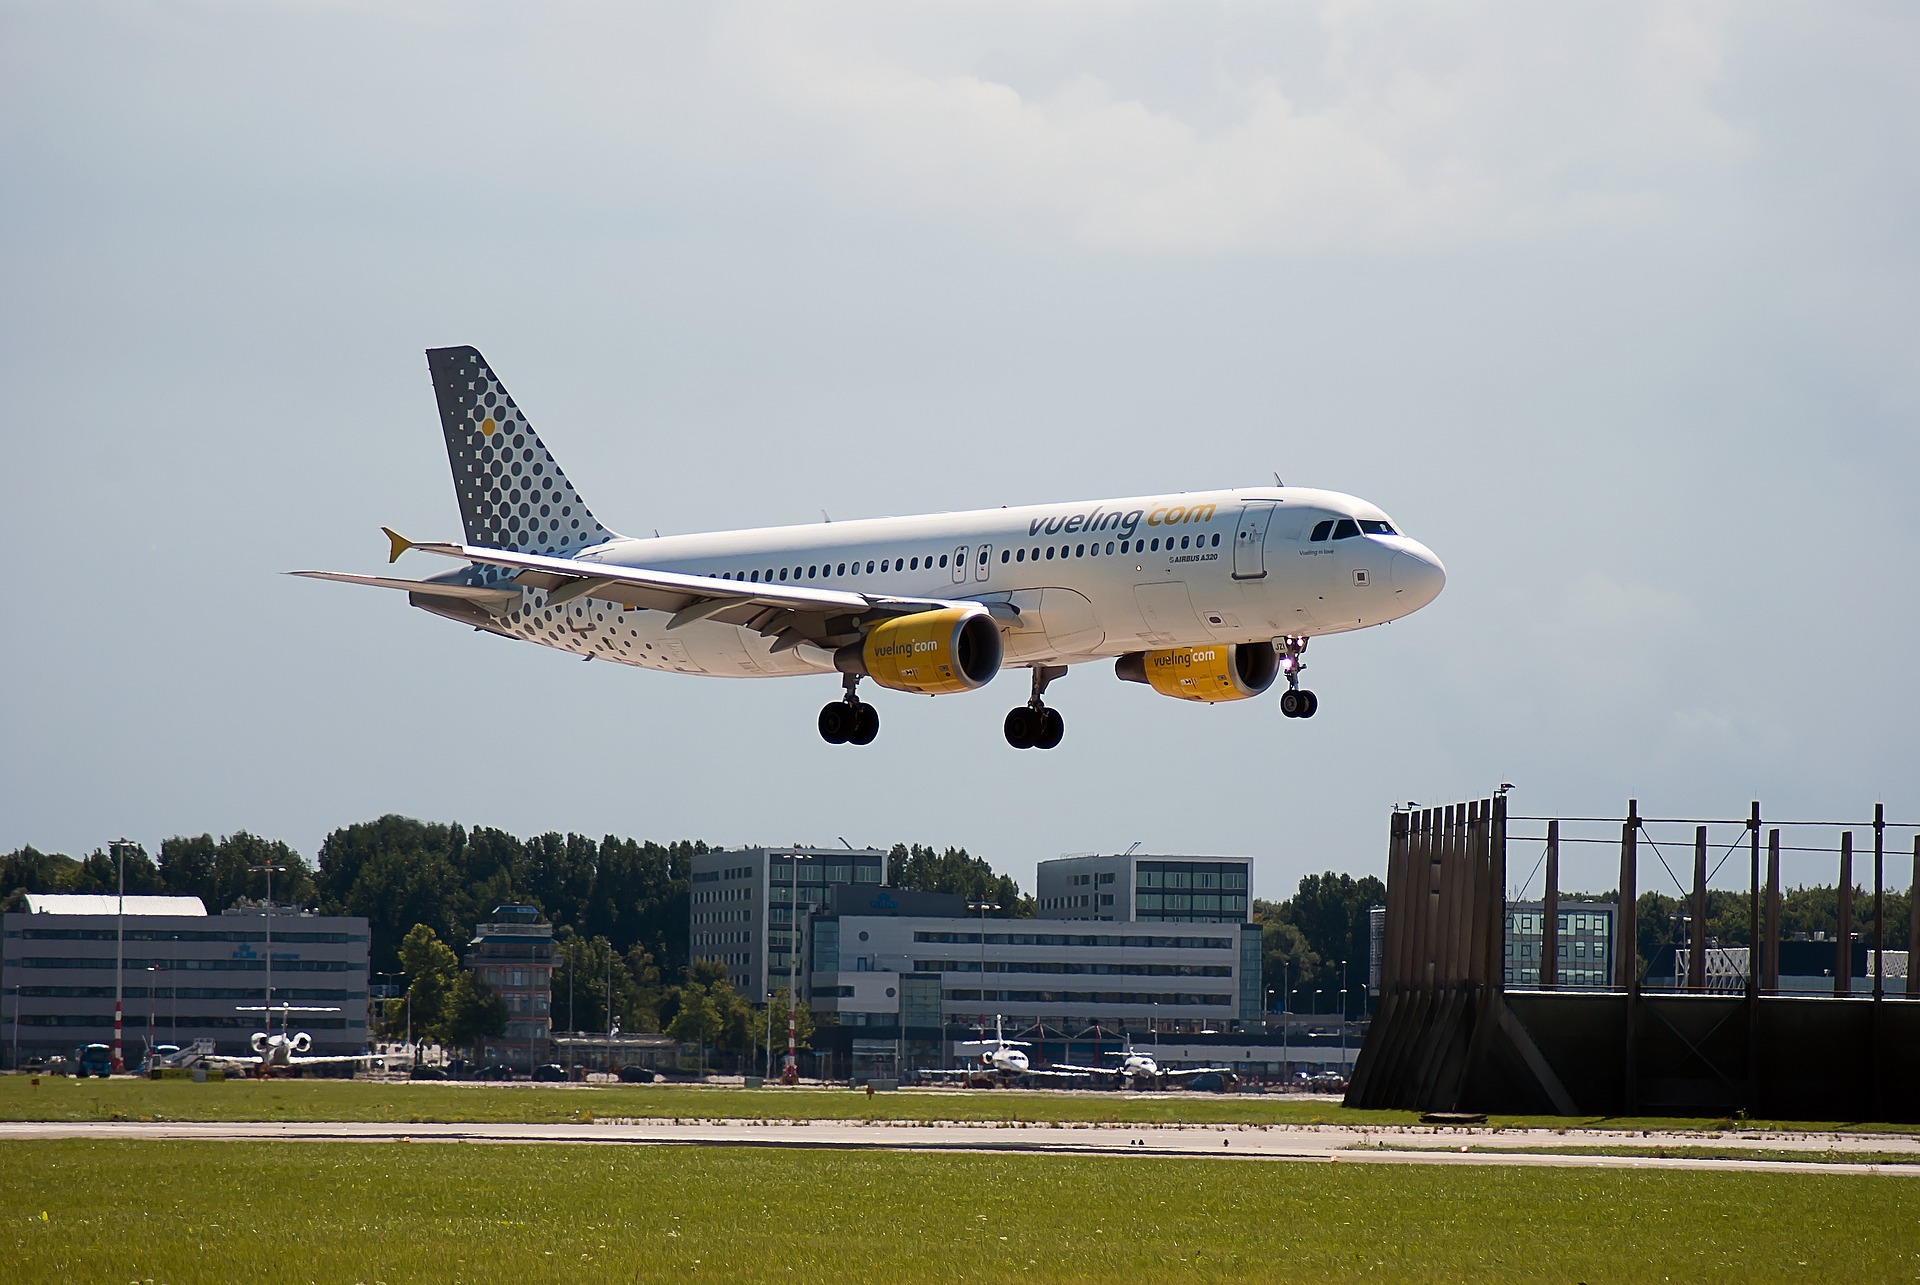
[1504,900,1615,988]
[1035,853,1251,924]
[465,904,554,1067]
[1,893,370,1067]
[1368,900,1619,993]
[809,885,1262,1042]
[689,846,888,999]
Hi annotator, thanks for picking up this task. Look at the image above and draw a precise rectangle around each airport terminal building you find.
[689,845,888,999]
[0,893,371,1068]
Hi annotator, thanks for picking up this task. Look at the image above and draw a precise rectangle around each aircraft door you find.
[1232,502,1277,580]
[975,544,993,582]
[952,546,969,584]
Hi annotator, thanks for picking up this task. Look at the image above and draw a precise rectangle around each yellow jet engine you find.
[1114,643,1279,703]
[836,607,1003,695]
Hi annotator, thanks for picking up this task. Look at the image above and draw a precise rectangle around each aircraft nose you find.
[1390,542,1446,610]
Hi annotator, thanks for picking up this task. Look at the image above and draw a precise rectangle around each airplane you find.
[920,1016,1084,1087]
[197,1006,384,1078]
[1053,1034,1234,1091]
[294,347,1446,747]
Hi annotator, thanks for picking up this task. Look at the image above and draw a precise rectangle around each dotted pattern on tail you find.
[426,346,617,555]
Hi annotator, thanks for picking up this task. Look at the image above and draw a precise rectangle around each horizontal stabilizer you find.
[287,571,518,607]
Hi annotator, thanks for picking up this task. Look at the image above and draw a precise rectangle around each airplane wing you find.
[286,1053,384,1068]
[1158,1065,1235,1079]
[318,533,1018,654]
[287,571,519,608]
[1047,1063,1122,1077]
[197,1054,264,1070]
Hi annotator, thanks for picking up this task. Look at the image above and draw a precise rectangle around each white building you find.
[688,846,888,999]
[1,893,371,1067]
[1035,853,1251,924]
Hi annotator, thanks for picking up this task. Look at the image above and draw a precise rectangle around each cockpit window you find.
[1358,519,1397,536]
[1309,520,1334,542]
[1332,519,1360,540]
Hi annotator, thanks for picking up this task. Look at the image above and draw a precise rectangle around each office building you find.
[1035,853,1251,924]
[689,846,888,999]
[465,904,555,1066]
[1368,899,1618,992]
[809,884,1263,1044]
[1,893,370,1067]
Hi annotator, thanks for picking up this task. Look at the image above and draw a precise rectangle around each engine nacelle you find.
[1115,643,1279,703]
[291,1031,313,1054]
[251,1032,272,1054]
[836,607,1002,695]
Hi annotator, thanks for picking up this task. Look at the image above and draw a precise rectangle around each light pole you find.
[1280,958,1290,1082]
[249,858,287,1040]
[966,900,1000,1036]
[109,838,133,1074]
[145,964,159,1073]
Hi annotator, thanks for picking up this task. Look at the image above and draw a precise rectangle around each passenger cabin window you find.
[1332,519,1360,540]
[1310,520,1334,542]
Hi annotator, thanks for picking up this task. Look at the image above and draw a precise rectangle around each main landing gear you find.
[1276,637,1319,719]
[1005,665,1066,750]
[819,674,880,746]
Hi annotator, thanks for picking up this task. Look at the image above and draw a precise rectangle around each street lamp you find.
[966,901,1001,1032]
[108,838,135,1074]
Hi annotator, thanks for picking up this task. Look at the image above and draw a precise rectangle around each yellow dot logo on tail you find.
[481,416,497,436]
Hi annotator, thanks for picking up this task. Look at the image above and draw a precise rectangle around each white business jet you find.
[922,1016,1082,1087]
[1054,1034,1233,1091]
[295,348,1445,747]
[198,1005,383,1078]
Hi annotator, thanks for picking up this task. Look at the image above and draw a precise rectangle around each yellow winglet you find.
[381,527,415,565]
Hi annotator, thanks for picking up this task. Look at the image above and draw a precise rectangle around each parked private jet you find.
[198,1006,383,1078]
[295,347,1445,747]
[921,1016,1083,1087]
[1054,1035,1233,1091]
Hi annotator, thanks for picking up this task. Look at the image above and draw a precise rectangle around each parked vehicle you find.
[408,1065,449,1081]
[617,1065,656,1084]
[531,1063,567,1082]
[73,1044,113,1077]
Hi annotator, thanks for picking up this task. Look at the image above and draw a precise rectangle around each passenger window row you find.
[710,551,952,584]
[697,529,1226,583]
[1001,532,1222,564]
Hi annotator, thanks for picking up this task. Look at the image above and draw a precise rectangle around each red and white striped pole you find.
[784,1007,796,1084]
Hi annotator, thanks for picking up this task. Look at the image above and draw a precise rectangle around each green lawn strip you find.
[3,1140,1913,1284]
[3,1077,1915,1136]
[1349,1141,1920,1166]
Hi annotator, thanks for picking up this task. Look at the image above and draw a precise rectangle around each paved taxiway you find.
[5,1118,1916,1176]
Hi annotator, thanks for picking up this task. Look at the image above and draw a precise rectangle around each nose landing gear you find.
[1276,637,1318,719]
[1005,665,1067,750]
[819,675,880,745]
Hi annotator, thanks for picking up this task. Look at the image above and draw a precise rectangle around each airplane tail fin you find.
[425,346,620,554]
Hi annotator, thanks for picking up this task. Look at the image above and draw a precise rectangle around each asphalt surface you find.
[4,1118,1917,1176]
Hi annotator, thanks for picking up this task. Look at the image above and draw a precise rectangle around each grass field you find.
[1353,1141,1920,1166]
[3,1140,1914,1283]
[4,1076,1913,1135]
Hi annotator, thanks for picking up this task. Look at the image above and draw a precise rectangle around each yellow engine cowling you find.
[1115,643,1279,703]
[836,607,1003,695]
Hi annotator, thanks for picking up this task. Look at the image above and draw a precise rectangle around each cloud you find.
[711,0,1751,252]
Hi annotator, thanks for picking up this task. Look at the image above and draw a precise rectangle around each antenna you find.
[1273,472,1284,487]
[838,837,854,850]
[1124,841,1143,856]
[821,509,831,523]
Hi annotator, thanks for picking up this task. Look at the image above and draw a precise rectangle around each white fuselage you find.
[457,487,1444,679]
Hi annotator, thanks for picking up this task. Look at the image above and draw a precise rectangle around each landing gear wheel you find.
[1034,707,1065,750]
[1004,706,1038,749]
[1298,690,1319,719]
[848,701,880,746]
[1279,689,1305,719]
[818,702,853,744]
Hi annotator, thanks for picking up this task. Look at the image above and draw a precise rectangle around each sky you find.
[3,2,1916,904]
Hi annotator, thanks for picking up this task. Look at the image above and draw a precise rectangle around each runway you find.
[4,1118,1916,1176]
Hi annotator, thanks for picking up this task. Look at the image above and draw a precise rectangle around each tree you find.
[443,970,508,1049]
[395,923,461,1042]
[1249,873,1386,1018]
[889,843,1031,915]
